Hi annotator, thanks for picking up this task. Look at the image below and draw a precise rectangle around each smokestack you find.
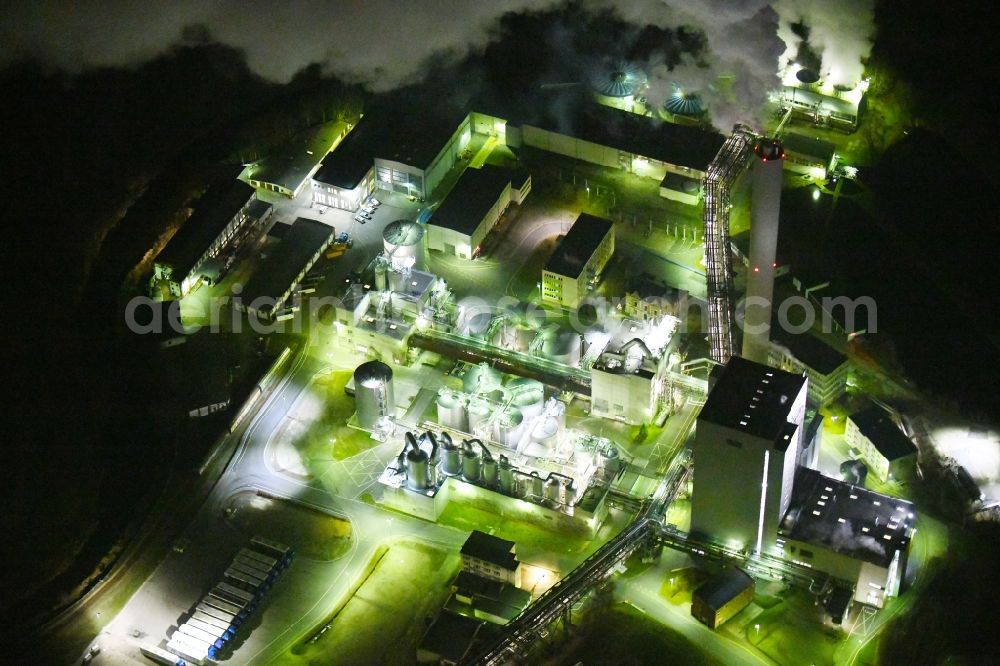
[742,138,783,363]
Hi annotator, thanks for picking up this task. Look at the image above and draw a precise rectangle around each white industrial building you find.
[541,213,615,309]
[768,326,850,406]
[426,165,530,259]
[845,406,918,482]
[690,357,808,553]
[460,530,522,587]
[778,467,914,608]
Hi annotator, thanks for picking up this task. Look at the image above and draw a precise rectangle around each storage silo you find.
[542,330,582,366]
[525,415,560,457]
[467,397,492,435]
[493,407,525,448]
[382,219,424,261]
[374,258,389,292]
[544,476,561,504]
[598,444,621,479]
[354,361,394,430]
[405,446,429,491]
[508,378,545,420]
[482,452,498,487]
[462,441,481,482]
[463,363,503,395]
[436,389,468,432]
[527,471,544,498]
[440,434,462,477]
[499,455,515,494]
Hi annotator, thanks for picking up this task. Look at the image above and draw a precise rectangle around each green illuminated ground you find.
[748,588,843,666]
[226,491,352,561]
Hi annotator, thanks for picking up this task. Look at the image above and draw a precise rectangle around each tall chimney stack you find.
[742,138,783,363]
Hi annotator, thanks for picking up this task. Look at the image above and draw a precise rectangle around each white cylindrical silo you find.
[354,361,394,430]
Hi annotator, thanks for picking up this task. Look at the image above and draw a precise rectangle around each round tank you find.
[382,219,424,259]
[499,456,515,494]
[493,322,533,352]
[796,68,820,84]
[542,330,582,366]
[483,456,498,487]
[436,389,468,432]
[405,447,429,491]
[524,416,560,457]
[527,471,543,498]
[599,445,621,478]
[467,397,492,434]
[462,446,481,482]
[484,388,507,403]
[463,363,502,395]
[544,476,561,503]
[440,439,462,477]
[508,378,545,420]
[354,361,394,430]
[591,62,646,112]
[493,408,524,448]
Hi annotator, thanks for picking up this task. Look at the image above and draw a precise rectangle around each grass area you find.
[286,540,459,665]
[227,492,352,561]
[436,498,595,567]
[550,602,722,666]
[748,588,844,666]
[658,566,708,605]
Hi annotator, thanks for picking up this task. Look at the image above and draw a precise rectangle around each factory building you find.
[768,327,849,406]
[519,102,725,183]
[238,218,336,320]
[659,171,702,205]
[778,467,915,608]
[691,568,755,629]
[589,316,680,425]
[246,120,350,198]
[781,132,837,180]
[623,275,682,322]
[417,610,484,666]
[845,406,918,483]
[690,357,808,553]
[461,530,522,587]
[541,213,614,309]
[450,571,531,624]
[426,165,530,259]
[776,66,867,133]
[153,176,267,297]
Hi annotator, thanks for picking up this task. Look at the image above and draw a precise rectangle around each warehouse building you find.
[247,120,350,198]
[781,132,837,180]
[690,357,808,553]
[778,467,915,608]
[845,406,918,482]
[460,530,522,587]
[691,568,755,629]
[238,218,336,320]
[541,213,615,309]
[153,176,265,297]
[426,165,531,259]
[768,327,849,405]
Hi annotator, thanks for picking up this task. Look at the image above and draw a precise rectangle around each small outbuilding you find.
[691,568,755,629]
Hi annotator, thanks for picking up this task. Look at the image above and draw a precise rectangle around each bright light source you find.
[812,188,821,201]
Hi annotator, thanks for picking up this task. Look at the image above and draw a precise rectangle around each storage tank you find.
[493,407,524,448]
[482,455,498,487]
[463,363,503,395]
[354,361,394,429]
[493,321,533,352]
[498,456,515,494]
[440,435,462,477]
[598,445,621,479]
[508,378,545,420]
[374,259,388,292]
[405,446,429,491]
[382,220,424,260]
[436,389,468,432]
[591,61,646,113]
[527,471,543,498]
[462,442,481,482]
[524,416,560,457]
[542,330,582,366]
[467,397,492,435]
[544,476,561,503]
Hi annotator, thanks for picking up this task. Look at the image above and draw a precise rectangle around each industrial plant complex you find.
[49,9,991,666]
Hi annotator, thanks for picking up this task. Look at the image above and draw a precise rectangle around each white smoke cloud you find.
[773,0,875,85]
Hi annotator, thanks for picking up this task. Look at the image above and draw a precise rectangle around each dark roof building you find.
[417,610,484,665]
[701,356,807,445]
[461,531,519,572]
[240,218,335,316]
[782,132,836,165]
[779,467,915,569]
[429,165,513,236]
[544,214,614,279]
[691,568,755,628]
[848,407,918,461]
[770,327,847,376]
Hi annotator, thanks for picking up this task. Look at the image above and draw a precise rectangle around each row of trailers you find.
[141,536,294,666]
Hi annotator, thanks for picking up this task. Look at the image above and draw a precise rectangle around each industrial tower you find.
[742,139,784,363]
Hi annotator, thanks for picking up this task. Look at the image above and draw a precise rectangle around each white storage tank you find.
[354,361,394,430]
[467,397,492,435]
[482,454,498,487]
[440,436,462,477]
[383,219,424,260]
[462,442,481,482]
[405,447,429,491]
[527,471,543,498]
[508,378,545,420]
[463,363,503,395]
[436,389,468,432]
[544,476,561,503]
[493,407,524,448]
[499,456,515,494]
[541,330,582,366]
[524,416,560,457]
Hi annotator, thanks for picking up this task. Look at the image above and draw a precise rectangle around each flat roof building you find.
[460,530,522,587]
[691,568,755,629]
[691,357,808,553]
[542,213,614,309]
[778,467,915,607]
[238,218,335,320]
[781,132,837,179]
[768,326,849,406]
[450,571,531,624]
[426,165,530,259]
[845,406,918,482]
[417,610,484,666]
[153,174,260,297]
